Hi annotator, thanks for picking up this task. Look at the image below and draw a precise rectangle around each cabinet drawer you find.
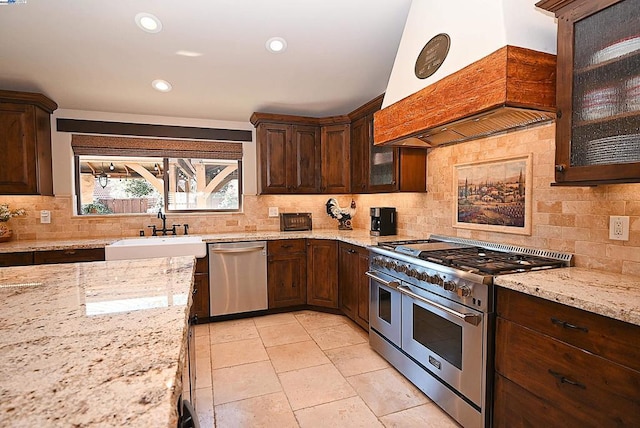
[496,287,640,371]
[494,374,590,428]
[0,252,34,267]
[268,239,306,255]
[496,318,640,427]
[33,248,105,264]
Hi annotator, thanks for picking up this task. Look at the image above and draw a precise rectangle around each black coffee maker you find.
[370,207,396,236]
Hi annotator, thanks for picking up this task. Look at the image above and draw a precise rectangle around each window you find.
[72,135,242,215]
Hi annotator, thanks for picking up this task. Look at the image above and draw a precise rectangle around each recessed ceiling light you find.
[135,12,162,33]
[151,79,172,92]
[266,37,287,53]
[176,50,203,57]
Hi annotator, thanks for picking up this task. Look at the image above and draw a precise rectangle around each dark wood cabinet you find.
[349,95,427,193]
[254,121,320,194]
[0,251,34,267]
[33,248,105,264]
[0,90,57,195]
[320,123,351,193]
[267,239,307,308]
[537,0,640,184]
[494,287,640,427]
[251,113,350,195]
[306,239,338,308]
[190,255,210,320]
[338,242,369,329]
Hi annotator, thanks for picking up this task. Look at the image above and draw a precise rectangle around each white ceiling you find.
[0,0,412,122]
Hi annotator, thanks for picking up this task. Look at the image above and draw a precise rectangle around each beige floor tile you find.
[324,343,390,377]
[211,338,269,369]
[253,312,299,328]
[294,310,349,331]
[194,386,215,428]
[212,361,282,405]
[379,403,461,427]
[307,323,367,350]
[258,321,311,347]
[194,323,210,337]
[266,340,330,373]
[195,355,213,389]
[347,367,429,416]
[210,318,259,344]
[215,391,298,428]
[278,363,356,411]
[195,330,212,355]
[295,396,383,428]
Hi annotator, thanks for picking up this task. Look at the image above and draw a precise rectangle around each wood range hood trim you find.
[373,45,557,148]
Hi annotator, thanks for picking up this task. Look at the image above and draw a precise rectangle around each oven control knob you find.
[432,275,444,286]
[457,285,472,297]
[399,264,409,274]
[444,281,457,292]
[418,272,430,282]
[408,268,418,278]
[389,261,399,270]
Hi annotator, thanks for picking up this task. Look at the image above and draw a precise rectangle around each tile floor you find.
[191,310,461,427]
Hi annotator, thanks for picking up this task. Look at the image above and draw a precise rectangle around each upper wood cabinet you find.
[251,113,349,194]
[320,123,350,193]
[255,121,320,194]
[0,90,57,195]
[349,95,427,193]
[537,0,640,185]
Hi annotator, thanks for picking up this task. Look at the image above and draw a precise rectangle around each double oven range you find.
[367,235,572,428]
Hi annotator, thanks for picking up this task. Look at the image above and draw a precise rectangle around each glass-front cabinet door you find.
[538,0,640,184]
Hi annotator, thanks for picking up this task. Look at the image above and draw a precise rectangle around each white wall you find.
[382,0,558,108]
[50,109,256,198]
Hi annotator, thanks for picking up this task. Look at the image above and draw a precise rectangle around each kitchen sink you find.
[105,236,207,261]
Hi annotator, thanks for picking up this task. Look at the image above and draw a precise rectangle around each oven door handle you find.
[397,285,482,326]
[365,271,400,290]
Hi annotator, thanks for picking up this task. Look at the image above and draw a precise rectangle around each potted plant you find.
[0,203,26,242]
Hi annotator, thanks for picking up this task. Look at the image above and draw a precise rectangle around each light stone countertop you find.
[494,267,640,326]
[0,229,416,253]
[0,256,195,427]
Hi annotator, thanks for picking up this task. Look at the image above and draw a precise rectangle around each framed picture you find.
[453,154,532,235]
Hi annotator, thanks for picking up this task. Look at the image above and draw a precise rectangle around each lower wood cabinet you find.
[494,287,640,427]
[267,239,307,308]
[338,242,369,329]
[33,248,105,264]
[0,248,104,267]
[190,255,210,320]
[0,251,34,267]
[306,239,339,308]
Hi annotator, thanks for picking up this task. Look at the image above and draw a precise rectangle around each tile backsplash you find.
[2,123,639,276]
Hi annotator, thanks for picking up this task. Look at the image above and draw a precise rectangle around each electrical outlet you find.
[40,210,51,224]
[268,207,279,218]
[609,216,629,241]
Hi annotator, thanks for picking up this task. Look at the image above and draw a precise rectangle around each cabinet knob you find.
[555,164,566,173]
[556,109,562,119]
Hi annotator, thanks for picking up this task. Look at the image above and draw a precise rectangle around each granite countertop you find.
[0,229,416,253]
[494,267,640,326]
[0,256,195,427]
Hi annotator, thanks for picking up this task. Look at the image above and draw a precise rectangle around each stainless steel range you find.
[367,235,572,428]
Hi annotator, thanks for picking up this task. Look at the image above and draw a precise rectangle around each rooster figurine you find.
[326,198,356,230]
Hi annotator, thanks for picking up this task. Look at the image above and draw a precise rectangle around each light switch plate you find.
[40,210,51,224]
[268,207,279,218]
[609,216,629,241]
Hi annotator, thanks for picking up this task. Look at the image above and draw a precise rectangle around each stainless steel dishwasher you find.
[208,241,268,316]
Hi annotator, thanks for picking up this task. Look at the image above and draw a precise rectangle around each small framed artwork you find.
[453,154,532,235]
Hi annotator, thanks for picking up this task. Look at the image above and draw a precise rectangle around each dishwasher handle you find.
[209,245,265,254]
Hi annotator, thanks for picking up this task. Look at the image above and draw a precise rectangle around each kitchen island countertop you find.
[494,267,640,326]
[0,256,195,427]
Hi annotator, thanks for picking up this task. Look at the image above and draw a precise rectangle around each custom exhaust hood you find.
[374,0,558,148]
